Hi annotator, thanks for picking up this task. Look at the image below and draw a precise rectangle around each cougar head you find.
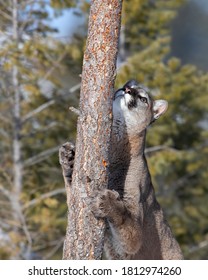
[113,80,168,135]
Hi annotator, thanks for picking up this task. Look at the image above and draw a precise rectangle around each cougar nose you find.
[125,87,131,94]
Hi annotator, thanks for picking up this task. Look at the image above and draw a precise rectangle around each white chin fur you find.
[113,94,131,115]
[113,95,138,129]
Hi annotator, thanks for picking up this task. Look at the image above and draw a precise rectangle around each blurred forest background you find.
[0,0,208,260]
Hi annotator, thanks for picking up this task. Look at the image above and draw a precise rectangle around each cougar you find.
[60,80,183,260]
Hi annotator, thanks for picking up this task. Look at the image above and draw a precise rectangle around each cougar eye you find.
[140,97,148,103]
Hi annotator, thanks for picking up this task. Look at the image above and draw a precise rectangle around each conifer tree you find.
[0,0,81,259]
[68,0,208,259]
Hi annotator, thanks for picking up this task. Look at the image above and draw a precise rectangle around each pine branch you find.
[43,51,67,81]
[69,106,80,116]
[0,0,13,10]
[21,122,59,139]
[23,145,60,167]
[69,83,81,94]
[0,219,10,230]
[0,10,12,21]
[170,172,196,190]
[145,145,179,154]
[22,99,55,123]
[23,188,65,210]
[0,184,11,200]
[0,113,12,124]
[19,0,49,9]
[188,240,208,254]
[0,128,10,139]
[19,1,39,35]
[22,81,83,124]
[42,237,64,260]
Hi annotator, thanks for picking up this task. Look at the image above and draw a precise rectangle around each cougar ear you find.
[153,100,168,120]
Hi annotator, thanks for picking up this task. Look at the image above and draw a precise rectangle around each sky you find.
[48,0,208,70]
[50,8,84,39]
[50,0,208,39]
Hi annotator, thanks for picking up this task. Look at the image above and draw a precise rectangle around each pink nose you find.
[125,87,131,94]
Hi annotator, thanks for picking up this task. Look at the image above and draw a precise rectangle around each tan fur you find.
[91,80,183,259]
[60,80,183,260]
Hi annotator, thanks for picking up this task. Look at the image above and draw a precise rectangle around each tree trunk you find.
[61,0,123,260]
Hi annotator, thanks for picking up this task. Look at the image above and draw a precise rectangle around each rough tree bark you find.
[60,0,123,260]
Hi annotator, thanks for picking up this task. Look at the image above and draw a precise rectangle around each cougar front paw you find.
[59,142,75,182]
[91,189,121,218]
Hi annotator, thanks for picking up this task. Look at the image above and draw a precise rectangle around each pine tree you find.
[0,0,82,259]
[58,0,208,259]
[61,0,123,260]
